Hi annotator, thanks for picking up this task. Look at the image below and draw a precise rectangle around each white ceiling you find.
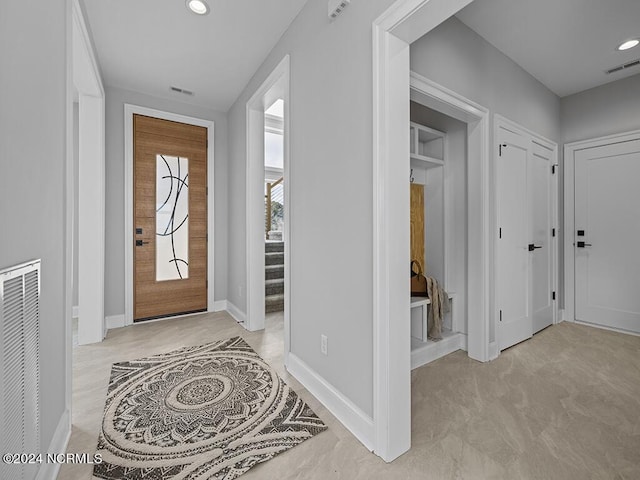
[82,0,308,111]
[456,0,640,97]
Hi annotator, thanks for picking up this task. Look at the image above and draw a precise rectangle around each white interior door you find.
[530,142,554,333]
[497,125,556,351]
[574,139,640,333]
[497,128,531,350]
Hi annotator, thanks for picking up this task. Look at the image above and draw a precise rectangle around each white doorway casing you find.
[72,0,106,346]
[60,1,105,478]
[410,72,491,355]
[372,0,483,462]
[245,55,291,364]
[123,105,215,326]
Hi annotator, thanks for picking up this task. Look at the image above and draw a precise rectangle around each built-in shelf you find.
[411,155,444,169]
[410,291,461,369]
[411,330,467,370]
[409,120,464,369]
[410,122,445,167]
[410,293,455,343]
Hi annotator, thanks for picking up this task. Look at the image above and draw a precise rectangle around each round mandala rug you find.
[93,337,327,480]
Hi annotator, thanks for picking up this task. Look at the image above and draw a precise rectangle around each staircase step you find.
[265,279,284,296]
[265,265,284,280]
[266,293,284,313]
[265,252,284,266]
[265,241,284,253]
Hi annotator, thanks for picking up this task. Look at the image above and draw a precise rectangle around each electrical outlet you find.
[320,335,328,356]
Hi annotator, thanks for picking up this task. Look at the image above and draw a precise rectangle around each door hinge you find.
[552,228,556,237]
[552,291,556,301]
[499,227,502,239]
[499,310,503,322]
[551,164,557,174]
[499,143,507,156]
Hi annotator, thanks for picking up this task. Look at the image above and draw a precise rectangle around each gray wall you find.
[561,73,640,144]
[104,87,228,317]
[227,0,398,416]
[410,17,561,142]
[0,0,67,456]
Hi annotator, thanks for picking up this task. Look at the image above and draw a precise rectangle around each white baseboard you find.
[488,341,500,361]
[35,408,71,480]
[287,353,374,451]
[226,301,246,324]
[574,319,640,337]
[72,306,79,319]
[212,300,227,312]
[106,314,125,330]
[411,333,467,370]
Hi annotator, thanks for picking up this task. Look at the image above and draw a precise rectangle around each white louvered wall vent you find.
[328,0,350,19]
[0,260,41,480]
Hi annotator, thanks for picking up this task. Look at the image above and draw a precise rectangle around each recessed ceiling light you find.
[617,39,639,51]
[186,0,209,15]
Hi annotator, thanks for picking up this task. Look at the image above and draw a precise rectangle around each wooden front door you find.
[134,114,207,321]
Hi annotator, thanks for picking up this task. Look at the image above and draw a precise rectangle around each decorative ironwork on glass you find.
[156,155,189,281]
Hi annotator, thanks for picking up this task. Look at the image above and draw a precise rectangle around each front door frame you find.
[124,105,215,326]
[563,128,640,324]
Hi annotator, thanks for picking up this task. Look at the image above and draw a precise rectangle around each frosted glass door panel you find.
[156,155,189,281]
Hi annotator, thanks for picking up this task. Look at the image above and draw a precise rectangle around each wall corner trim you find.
[35,408,71,480]
[287,353,375,452]
[212,300,228,312]
[106,314,126,330]
[488,342,500,361]
[225,302,246,324]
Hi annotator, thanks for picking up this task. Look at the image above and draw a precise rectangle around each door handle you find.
[135,240,150,247]
[528,244,542,251]
[576,241,592,248]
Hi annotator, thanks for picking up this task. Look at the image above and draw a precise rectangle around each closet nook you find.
[409,101,467,369]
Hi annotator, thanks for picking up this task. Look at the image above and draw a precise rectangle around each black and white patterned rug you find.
[93,337,327,479]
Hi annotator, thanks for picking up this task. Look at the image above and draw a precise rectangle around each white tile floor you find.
[61,312,640,479]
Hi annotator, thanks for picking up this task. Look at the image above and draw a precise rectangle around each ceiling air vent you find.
[605,58,640,75]
[170,86,194,96]
[328,0,350,19]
